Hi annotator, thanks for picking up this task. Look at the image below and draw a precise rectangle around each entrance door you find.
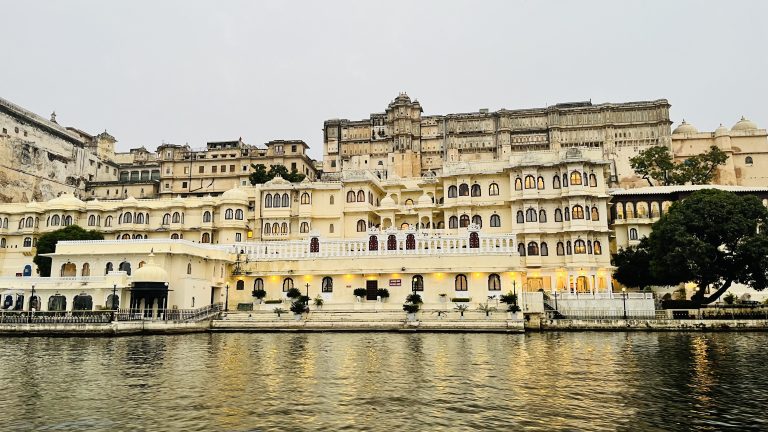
[366,280,378,301]
[210,287,215,305]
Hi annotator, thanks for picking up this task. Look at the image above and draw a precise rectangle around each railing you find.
[549,292,654,300]
[0,310,113,324]
[114,303,223,322]
[544,309,657,320]
[0,303,223,324]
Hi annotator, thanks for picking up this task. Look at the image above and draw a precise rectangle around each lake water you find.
[0,332,766,431]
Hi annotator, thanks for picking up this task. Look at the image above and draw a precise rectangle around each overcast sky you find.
[1,0,766,159]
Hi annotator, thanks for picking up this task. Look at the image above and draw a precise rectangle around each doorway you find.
[365,280,378,301]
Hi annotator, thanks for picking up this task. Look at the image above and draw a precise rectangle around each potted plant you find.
[432,310,447,319]
[723,292,736,305]
[377,288,390,302]
[252,288,267,304]
[353,288,367,302]
[406,293,423,305]
[477,302,497,319]
[499,291,522,318]
[290,301,308,320]
[273,307,286,318]
[454,303,469,319]
[403,302,420,321]
[313,296,324,309]
[286,287,302,300]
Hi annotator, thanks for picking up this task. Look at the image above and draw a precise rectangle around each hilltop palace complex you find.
[0,93,767,314]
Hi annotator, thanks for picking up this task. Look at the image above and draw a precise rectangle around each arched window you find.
[88,215,96,226]
[25,216,33,228]
[459,214,470,228]
[524,175,535,189]
[203,211,212,222]
[556,242,565,256]
[81,263,90,276]
[490,214,501,227]
[310,237,320,253]
[356,190,365,202]
[282,277,294,292]
[516,211,524,224]
[105,216,113,227]
[471,215,482,227]
[527,242,539,256]
[281,223,288,234]
[118,261,131,275]
[300,222,310,233]
[106,294,119,310]
[282,193,290,207]
[235,209,244,220]
[201,232,211,243]
[368,235,378,251]
[488,273,501,291]
[329,223,334,233]
[301,193,310,204]
[566,241,572,255]
[554,209,563,222]
[525,208,537,222]
[23,237,32,247]
[254,278,264,291]
[489,183,499,196]
[574,240,587,254]
[0,238,5,248]
[356,219,367,232]
[265,194,273,208]
[51,215,60,226]
[236,280,245,291]
[186,263,192,275]
[235,233,242,242]
[135,213,144,224]
[572,205,584,219]
[330,195,335,205]
[469,231,479,248]
[162,213,170,225]
[587,240,593,254]
[387,234,397,250]
[122,213,132,224]
[553,175,561,189]
[105,262,113,275]
[224,209,234,220]
[272,222,279,234]
[73,293,93,311]
[172,212,180,223]
[347,191,356,202]
[449,216,458,229]
[591,207,599,220]
[539,209,547,223]
[459,184,469,196]
[63,215,73,226]
[406,234,416,250]
[629,228,638,240]
[455,274,468,291]
[514,178,523,190]
[448,186,457,198]
[471,184,481,197]
[593,241,602,255]
[570,171,582,185]
[368,192,373,205]
[562,173,569,187]
[48,294,67,312]
[745,156,754,166]
[264,223,272,234]
[171,233,180,239]
[564,207,571,221]
[322,276,333,293]
[121,234,131,240]
[540,242,549,256]
[518,243,526,256]
[412,275,424,291]
[589,173,598,187]
[536,176,545,190]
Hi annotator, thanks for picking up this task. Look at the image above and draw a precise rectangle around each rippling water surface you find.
[0,332,766,431]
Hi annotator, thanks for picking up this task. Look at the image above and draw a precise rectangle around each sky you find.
[1,0,766,160]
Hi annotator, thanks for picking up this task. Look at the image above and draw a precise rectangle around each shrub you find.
[286,288,302,299]
[290,301,308,314]
[476,303,497,316]
[507,304,521,313]
[353,288,368,297]
[298,295,310,304]
[499,292,518,305]
[252,289,267,299]
[406,293,423,304]
[723,292,737,305]
[403,303,420,313]
[273,307,286,317]
[377,288,390,298]
[313,296,324,307]
[454,304,469,316]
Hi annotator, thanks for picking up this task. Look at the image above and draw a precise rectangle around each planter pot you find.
[508,311,521,320]
[377,296,382,303]
[439,295,448,303]
[406,312,417,321]
[254,299,263,305]
[355,296,362,303]
[293,313,302,321]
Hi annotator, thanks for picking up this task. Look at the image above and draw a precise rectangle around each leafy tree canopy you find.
[33,225,103,277]
[630,145,728,186]
[249,164,306,185]
[614,189,768,304]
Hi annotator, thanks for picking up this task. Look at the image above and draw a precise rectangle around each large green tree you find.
[612,237,662,290]
[615,189,768,304]
[33,225,103,277]
[630,145,727,186]
[249,164,306,185]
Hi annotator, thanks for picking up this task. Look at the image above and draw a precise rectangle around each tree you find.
[629,145,728,186]
[248,164,270,185]
[33,225,104,277]
[646,189,768,304]
[248,163,306,185]
[612,237,663,290]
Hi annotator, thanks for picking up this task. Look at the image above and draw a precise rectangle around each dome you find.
[732,116,758,131]
[672,120,698,134]
[48,193,84,210]
[131,253,169,283]
[381,194,396,207]
[714,124,729,137]
[417,193,433,205]
[221,186,249,201]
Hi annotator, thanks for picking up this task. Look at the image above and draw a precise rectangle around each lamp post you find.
[225,284,229,311]
[622,287,627,319]
[305,283,310,307]
[112,284,117,310]
[30,284,36,311]
[553,290,558,311]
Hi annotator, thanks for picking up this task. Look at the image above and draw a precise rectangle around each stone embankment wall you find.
[0,320,211,336]
[537,318,768,331]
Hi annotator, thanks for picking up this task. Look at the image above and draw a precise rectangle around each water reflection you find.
[0,332,766,431]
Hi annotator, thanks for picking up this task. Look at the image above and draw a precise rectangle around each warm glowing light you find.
[392,273,400,278]
[270,275,278,281]
[473,272,481,278]
[303,275,312,281]
[344,274,353,279]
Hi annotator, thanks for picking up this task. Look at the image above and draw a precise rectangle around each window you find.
[281,223,288,234]
[459,214,470,228]
[220,165,226,173]
[406,234,416,250]
[330,195,334,205]
[540,242,549,256]
[172,212,181,223]
[469,231,479,248]
[225,209,234,220]
[254,278,264,291]
[122,213,132,224]
[88,215,96,226]
[300,222,310,233]
[518,243,526,256]
[230,165,235,173]
[564,207,570,221]
[63,215,73,226]
[187,263,192,274]
[514,178,523,190]
[412,275,424,291]
[282,193,290,207]
[322,277,333,293]
[553,175,561,189]
[356,190,365,202]
[265,194,273,208]
[23,237,32,247]
[448,186,457,198]
[235,233,242,242]
[199,166,205,174]
[527,242,539,256]
[525,208,537,222]
[539,209,547,223]
[301,193,310,204]
[203,211,212,222]
[629,228,638,240]
[105,262,113,275]
[51,215,60,226]
[329,223,334,233]
[471,184,481,197]
[556,242,565,255]
[171,233,180,239]
[745,156,754,166]
[490,214,501,227]
[488,273,501,291]
[162,213,170,225]
[235,209,244,220]
[524,175,535,189]
[455,274,468,291]
[182,181,188,189]
[449,216,458,229]
[516,211,524,224]
[472,215,482,227]
[201,232,211,243]
[357,219,367,232]
[282,277,294,292]
[489,183,499,196]
[562,173,568,187]
[589,173,598,187]
[135,213,144,224]
[310,237,320,253]
[347,191,356,202]
[572,205,584,219]
[387,234,397,250]
[594,241,602,255]
[574,240,587,254]
[118,261,132,275]
[404,198,414,206]
[537,176,545,190]
[566,241,572,255]
[570,171,582,185]
[368,235,378,251]
[459,184,469,196]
